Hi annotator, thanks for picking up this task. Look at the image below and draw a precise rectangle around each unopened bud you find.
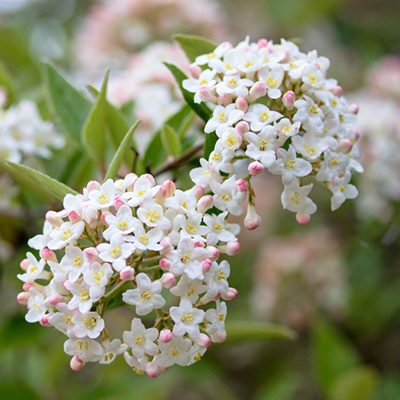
[193,240,205,248]
[101,211,112,226]
[82,205,97,225]
[84,247,99,262]
[337,139,353,153]
[217,93,232,106]
[162,180,176,197]
[146,363,162,378]
[189,63,202,78]
[202,258,212,273]
[40,248,57,262]
[282,91,296,108]
[155,185,167,204]
[159,273,175,289]
[17,292,30,305]
[159,329,173,343]
[20,258,30,271]
[48,294,64,306]
[23,282,43,292]
[329,85,343,97]
[347,104,359,115]
[199,86,215,102]
[248,82,267,102]
[113,196,126,211]
[211,330,227,343]
[160,237,172,255]
[70,355,85,371]
[206,246,219,260]
[86,180,101,193]
[159,258,171,271]
[45,210,62,225]
[236,179,249,193]
[144,174,156,186]
[196,333,211,348]
[226,241,240,256]
[120,266,134,281]
[68,210,81,224]
[197,195,214,214]
[40,314,52,327]
[235,96,248,112]
[244,204,261,230]
[257,38,269,48]
[221,287,238,300]
[236,121,249,136]
[248,161,264,176]
[296,212,311,225]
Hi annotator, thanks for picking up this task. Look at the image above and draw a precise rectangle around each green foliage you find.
[161,124,181,158]
[163,62,212,123]
[254,372,299,400]
[204,132,219,159]
[104,120,141,181]
[42,63,92,143]
[0,159,78,202]
[0,60,14,104]
[173,34,217,63]
[224,321,297,343]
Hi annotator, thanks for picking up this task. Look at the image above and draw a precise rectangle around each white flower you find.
[17,252,48,283]
[97,234,134,272]
[327,171,358,211]
[210,177,246,216]
[170,298,205,339]
[258,65,284,98]
[65,281,96,313]
[269,145,313,185]
[293,95,324,134]
[164,188,198,216]
[137,199,171,230]
[186,344,207,366]
[302,64,325,89]
[123,352,148,374]
[243,104,283,132]
[64,337,103,362]
[100,339,127,364]
[157,337,192,368]
[170,273,207,303]
[190,158,222,188]
[274,118,301,137]
[182,69,217,104]
[47,221,85,250]
[122,273,165,315]
[209,142,235,173]
[195,42,232,66]
[83,261,113,298]
[27,220,53,250]
[204,104,244,137]
[205,301,227,336]
[281,179,317,214]
[203,211,238,245]
[291,132,330,161]
[48,303,76,336]
[316,151,350,182]
[123,318,159,359]
[203,261,230,299]
[244,126,279,168]
[59,245,88,283]
[125,223,163,252]
[103,205,140,240]
[88,179,116,209]
[216,74,253,98]
[219,128,242,151]
[25,288,48,323]
[123,175,160,207]
[72,311,105,339]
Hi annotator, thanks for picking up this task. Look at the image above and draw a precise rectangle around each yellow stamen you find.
[181,314,193,322]
[98,194,108,204]
[118,221,128,229]
[286,160,296,168]
[266,76,278,88]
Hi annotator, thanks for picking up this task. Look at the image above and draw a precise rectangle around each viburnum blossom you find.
[183,37,362,225]
[17,174,239,377]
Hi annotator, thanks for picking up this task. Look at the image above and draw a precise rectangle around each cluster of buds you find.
[17,174,240,376]
[0,98,63,163]
[184,38,362,226]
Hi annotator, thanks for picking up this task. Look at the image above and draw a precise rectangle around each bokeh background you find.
[1,0,400,399]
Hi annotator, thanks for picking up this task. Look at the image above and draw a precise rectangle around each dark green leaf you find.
[173,34,217,63]
[42,63,92,142]
[161,124,181,158]
[163,62,212,122]
[104,120,141,181]
[204,132,218,159]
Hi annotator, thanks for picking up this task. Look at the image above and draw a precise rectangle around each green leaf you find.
[161,124,181,158]
[331,366,379,400]
[0,60,14,104]
[224,321,297,343]
[312,318,360,396]
[42,63,92,142]
[82,70,109,164]
[164,62,212,123]
[173,34,217,63]
[204,132,218,159]
[104,120,141,181]
[0,159,78,202]
[254,372,300,400]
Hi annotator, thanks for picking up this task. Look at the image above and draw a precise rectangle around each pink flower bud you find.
[195,186,205,200]
[296,212,311,225]
[189,63,202,78]
[113,196,126,211]
[84,247,99,262]
[248,161,264,176]
[193,240,205,248]
[17,292,30,305]
[211,330,227,343]
[202,258,212,273]
[40,248,57,262]
[221,287,238,300]
[354,130,361,141]
[258,38,269,48]
[45,210,62,225]
[206,246,219,260]
[82,205,97,225]
[48,294,64,306]
[244,204,261,230]
[236,121,249,136]
[235,179,248,194]
[23,282,43,292]
[329,85,343,97]
[120,267,134,281]
[226,241,240,256]
[217,93,232,106]
[199,86,215,102]
[235,96,248,112]
[86,180,101,193]
[68,210,81,224]
[248,82,267,102]
[159,329,173,343]
[282,91,296,108]
[347,104,359,115]
[197,195,214,214]
[162,180,176,197]
[101,211,112,226]
[146,363,162,379]
[159,273,175,289]
[20,258,30,271]
[160,237,172,255]
[196,333,211,348]
[40,314,52,327]
[159,258,171,271]
[0,88,7,107]
[337,139,353,153]
[70,355,85,371]
[280,49,290,63]
[155,185,167,204]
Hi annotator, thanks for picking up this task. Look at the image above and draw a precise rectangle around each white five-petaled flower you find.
[59,245,88,283]
[123,175,160,207]
[244,104,283,132]
[72,311,104,339]
[203,260,230,300]
[125,223,163,252]
[170,298,205,339]
[97,234,134,272]
[157,337,192,368]
[244,126,279,168]
[83,261,113,298]
[205,300,227,336]
[182,68,217,104]
[17,252,48,283]
[103,205,140,240]
[281,179,317,215]
[204,104,244,137]
[88,179,116,209]
[64,337,103,363]
[137,199,171,230]
[258,65,284,98]
[47,221,85,250]
[170,273,207,303]
[203,211,238,245]
[210,177,246,216]
[100,339,127,364]
[327,171,358,211]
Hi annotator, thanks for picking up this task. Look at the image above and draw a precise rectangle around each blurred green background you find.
[0,0,400,399]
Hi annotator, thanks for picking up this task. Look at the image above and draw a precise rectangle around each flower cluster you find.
[17,174,240,376]
[184,38,362,225]
[0,99,63,163]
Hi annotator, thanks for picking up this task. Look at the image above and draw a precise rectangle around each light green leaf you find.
[173,34,217,63]
[161,124,181,158]
[204,132,218,159]
[42,63,92,142]
[312,318,360,396]
[104,120,140,181]
[331,366,379,400]
[0,159,77,202]
[82,71,109,164]
[0,60,14,104]
[164,62,212,123]
[224,321,297,343]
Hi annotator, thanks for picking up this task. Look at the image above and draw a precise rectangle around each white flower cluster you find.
[17,174,240,376]
[0,99,63,163]
[183,38,362,226]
